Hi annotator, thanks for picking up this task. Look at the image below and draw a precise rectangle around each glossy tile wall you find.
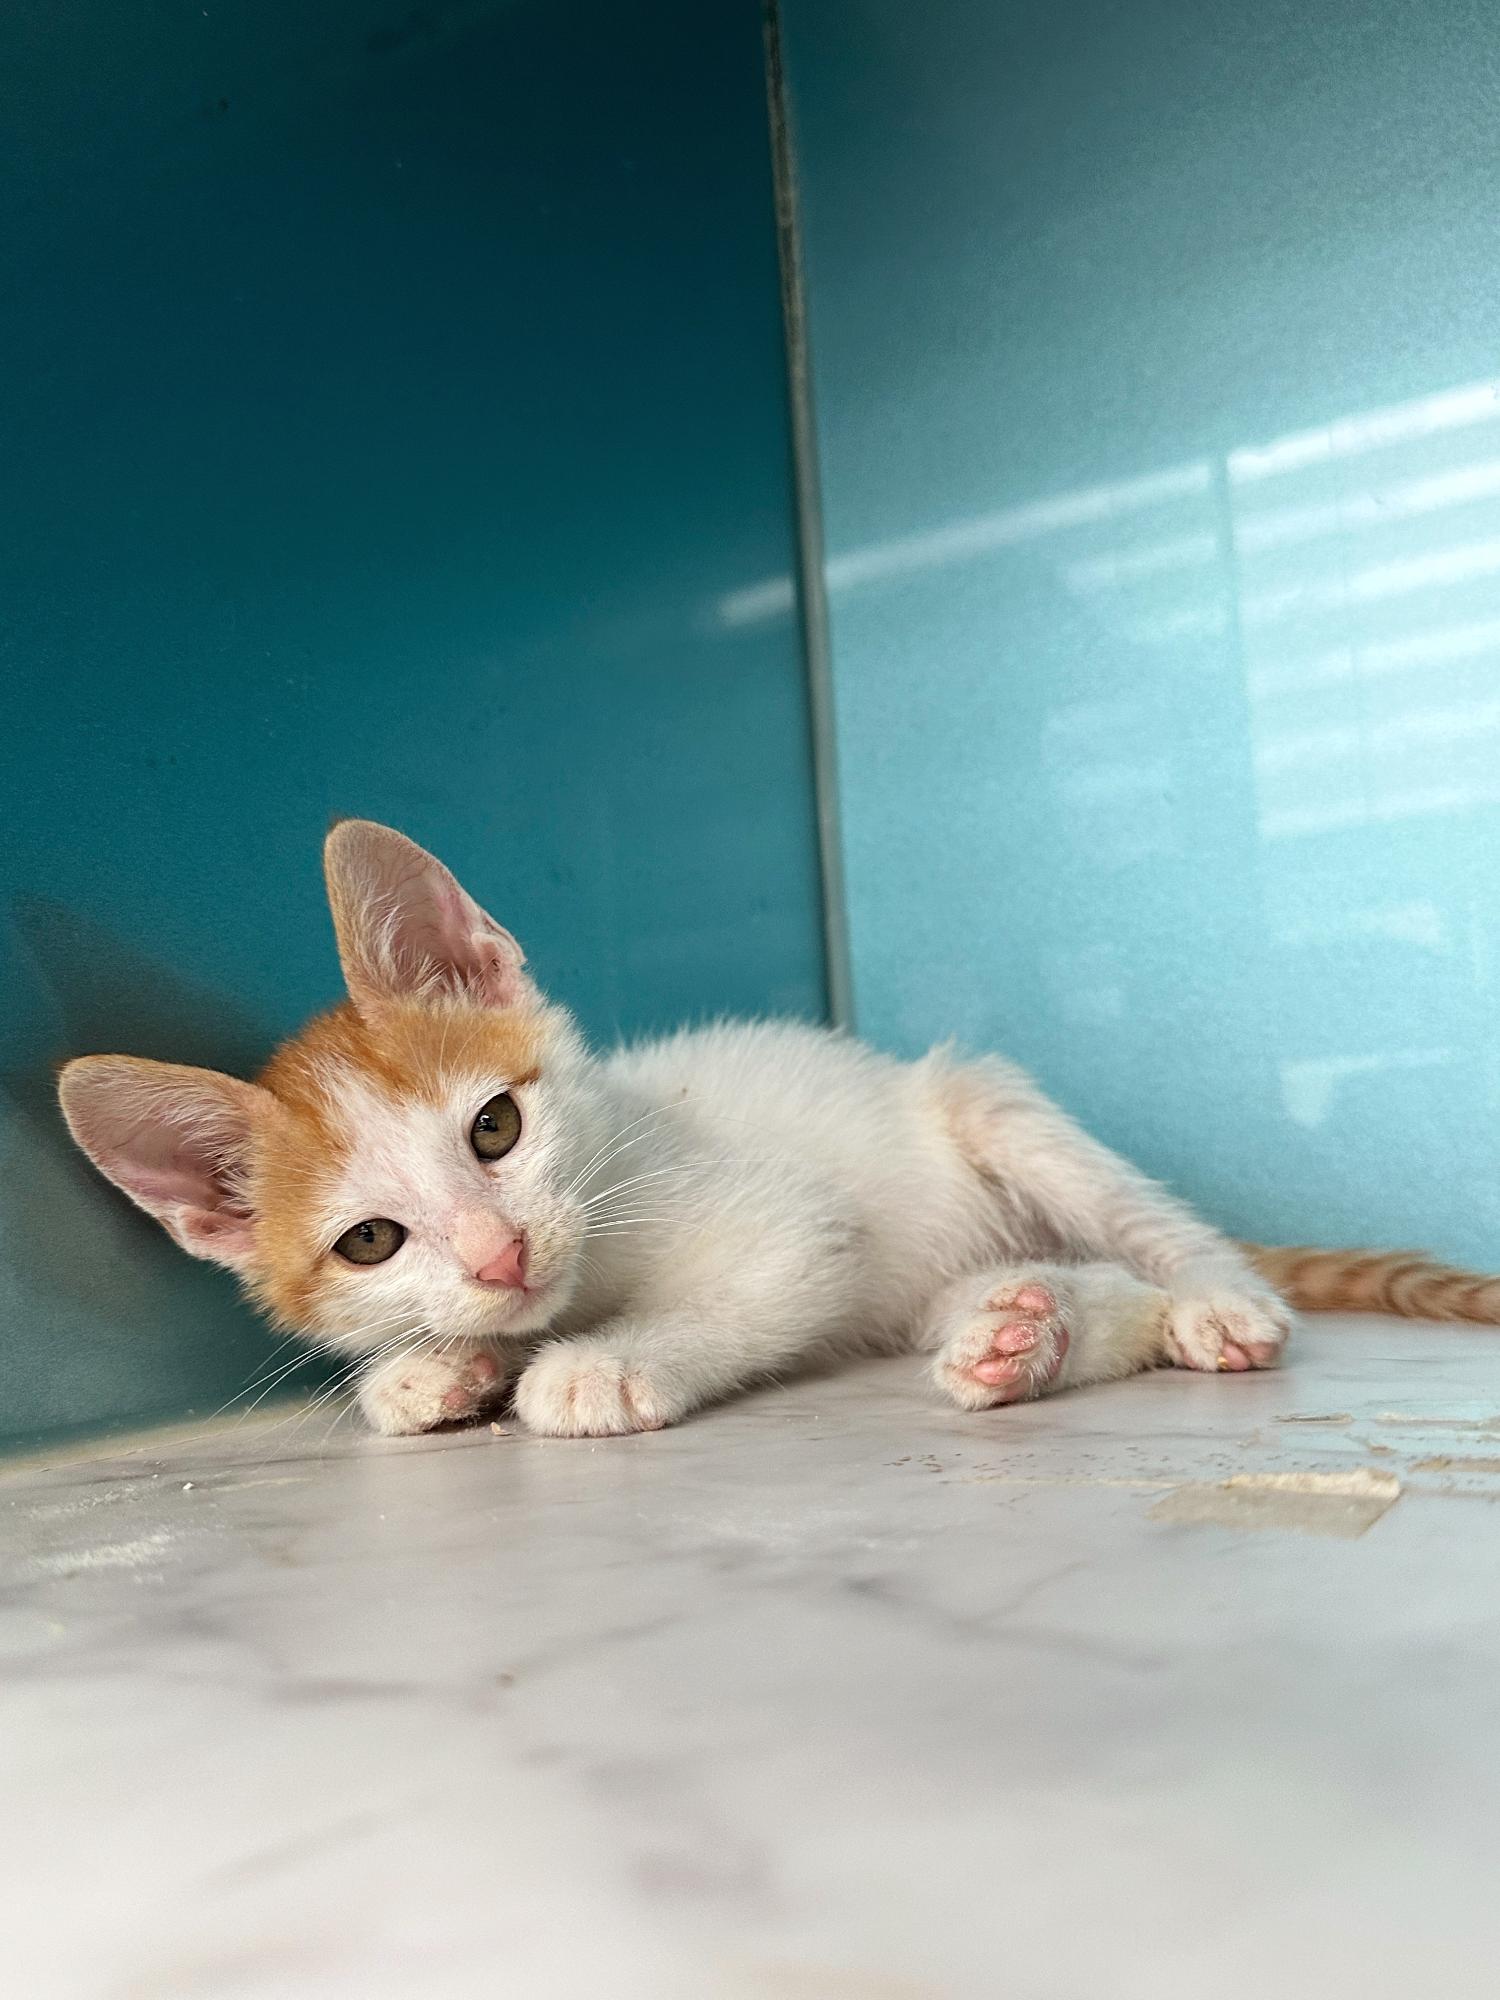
[773,0,1500,1267]
[0,2,822,1447]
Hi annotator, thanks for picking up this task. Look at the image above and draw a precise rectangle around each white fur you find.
[350,1018,1290,1437]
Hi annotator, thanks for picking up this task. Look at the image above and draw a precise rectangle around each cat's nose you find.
[473,1234,528,1289]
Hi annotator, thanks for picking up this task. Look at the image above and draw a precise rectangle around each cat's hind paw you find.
[1164,1291,1290,1373]
[935,1278,1073,1410]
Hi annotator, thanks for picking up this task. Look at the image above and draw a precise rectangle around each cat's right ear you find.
[57,1056,269,1272]
[323,819,535,1014]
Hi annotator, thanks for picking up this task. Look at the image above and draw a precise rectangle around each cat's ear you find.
[57,1056,269,1272]
[323,819,534,1014]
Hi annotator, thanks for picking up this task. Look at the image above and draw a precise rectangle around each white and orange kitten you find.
[58,821,1500,1437]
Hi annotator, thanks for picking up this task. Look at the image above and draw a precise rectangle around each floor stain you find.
[958,1473,1176,1491]
[1150,1467,1401,1539]
[1374,1412,1500,1431]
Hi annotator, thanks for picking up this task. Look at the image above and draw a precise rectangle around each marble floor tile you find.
[5,1316,1500,1998]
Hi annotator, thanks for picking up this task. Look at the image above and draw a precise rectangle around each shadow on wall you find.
[0,898,311,1441]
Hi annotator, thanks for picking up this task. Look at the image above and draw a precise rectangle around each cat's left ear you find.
[323,819,535,1014]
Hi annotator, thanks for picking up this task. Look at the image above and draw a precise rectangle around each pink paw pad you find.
[1164,1295,1290,1376]
[993,1320,1046,1356]
[439,1350,503,1416]
[986,1282,1056,1316]
[972,1323,1070,1388]
[949,1282,1071,1406]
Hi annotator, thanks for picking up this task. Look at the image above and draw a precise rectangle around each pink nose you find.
[473,1235,528,1289]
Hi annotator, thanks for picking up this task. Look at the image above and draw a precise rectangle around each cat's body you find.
[58,822,1500,1438]
[499,1018,1265,1440]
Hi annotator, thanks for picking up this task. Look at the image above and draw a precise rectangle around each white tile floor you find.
[6,1316,1500,1999]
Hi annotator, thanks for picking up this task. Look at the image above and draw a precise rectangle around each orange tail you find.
[1242,1243,1500,1324]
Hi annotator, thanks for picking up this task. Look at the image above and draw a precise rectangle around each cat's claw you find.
[358,1344,508,1436]
[515,1344,669,1438]
[937,1279,1072,1410]
[1164,1293,1290,1374]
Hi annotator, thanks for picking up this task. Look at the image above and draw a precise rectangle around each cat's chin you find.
[473,1274,566,1336]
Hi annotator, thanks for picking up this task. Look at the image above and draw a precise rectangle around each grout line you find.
[762,0,854,1031]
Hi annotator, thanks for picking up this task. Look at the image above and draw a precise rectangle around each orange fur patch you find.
[246,999,545,1325]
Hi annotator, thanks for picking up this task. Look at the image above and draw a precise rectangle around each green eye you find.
[334,1218,406,1265]
[470,1091,522,1161]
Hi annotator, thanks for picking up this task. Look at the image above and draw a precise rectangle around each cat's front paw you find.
[514,1342,672,1438]
[1165,1291,1290,1373]
[358,1343,508,1435]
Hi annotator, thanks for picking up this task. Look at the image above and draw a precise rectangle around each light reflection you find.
[1227,376,1500,483]
[1261,782,1500,841]
[1121,603,1230,645]
[717,373,1500,635]
[1234,456,1500,554]
[1243,530,1500,625]
[714,459,1212,626]
[710,369,1500,1147]
[1272,902,1446,952]
[716,573,796,626]
[1255,698,1500,775]
[716,372,1500,849]
[1247,614,1500,698]
[1061,532,1218,593]
[1280,1049,1454,1129]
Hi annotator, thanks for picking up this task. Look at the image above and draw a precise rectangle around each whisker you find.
[231,1350,329,1420]
[584,1219,675,1235]
[198,1347,315,1424]
[582,1201,693,1229]
[577,1164,700,1211]
[565,1104,675,1195]
[281,1341,412,1441]
[563,1104,682,1201]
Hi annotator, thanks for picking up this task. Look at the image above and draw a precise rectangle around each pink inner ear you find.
[395,874,525,1004]
[176,1205,256,1259]
[94,1111,255,1261]
[329,823,530,1009]
[464,926,526,1007]
[108,1115,257,1266]
[59,1058,264,1272]
[104,1125,237,1212]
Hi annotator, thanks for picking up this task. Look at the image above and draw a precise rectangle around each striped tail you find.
[1242,1244,1500,1324]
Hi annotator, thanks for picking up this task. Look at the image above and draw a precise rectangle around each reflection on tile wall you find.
[769,0,1500,1263]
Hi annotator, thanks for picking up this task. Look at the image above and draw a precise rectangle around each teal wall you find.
[776,0,1500,1269]
[0,2,823,1448]
[11,1,1497,1453]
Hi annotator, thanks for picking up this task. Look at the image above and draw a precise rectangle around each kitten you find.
[57,820,1500,1438]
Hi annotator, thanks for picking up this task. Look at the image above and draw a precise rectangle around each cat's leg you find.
[357,1340,511,1436]
[932,1055,1292,1374]
[514,1307,816,1438]
[921,1261,1169,1409]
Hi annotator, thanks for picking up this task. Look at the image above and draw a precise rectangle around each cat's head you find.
[58,821,607,1354]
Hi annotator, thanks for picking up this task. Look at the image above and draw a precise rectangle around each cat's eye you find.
[333,1218,406,1265]
[470,1091,522,1161]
